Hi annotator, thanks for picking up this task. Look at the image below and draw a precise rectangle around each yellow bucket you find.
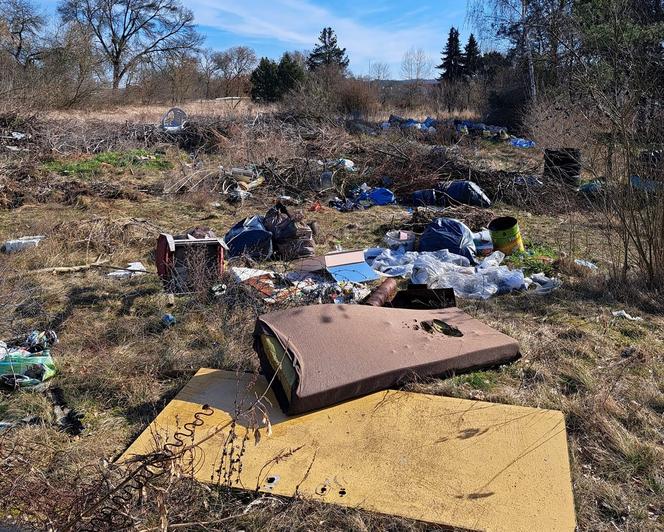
[488,216,524,256]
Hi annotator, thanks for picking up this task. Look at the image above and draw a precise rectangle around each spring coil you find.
[77,404,215,531]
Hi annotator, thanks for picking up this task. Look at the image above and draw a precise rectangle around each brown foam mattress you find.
[254,304,519,414]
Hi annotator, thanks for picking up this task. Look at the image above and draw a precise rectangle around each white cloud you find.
[189,0,455,76]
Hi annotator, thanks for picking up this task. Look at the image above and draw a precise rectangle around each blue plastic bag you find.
[442,180,491,208]
[223,216,273,260]
[411,189,441,206]
[418,218,477,263]
[511,138,536,149]
[369,187,396,206]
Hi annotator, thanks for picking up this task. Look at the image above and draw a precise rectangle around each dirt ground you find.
[0,103,662,531]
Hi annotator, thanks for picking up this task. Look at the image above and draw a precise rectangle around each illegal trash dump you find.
[329,182,396,212]
[411,180,490,208]
[0,331,58,390]
[382,115,438,134]
[107,261,147,278]
[221,165,264,203]
[574,259,598,271]
[454,119,508,139]
[1,235,45,253]
[612,310,643,322]
[368,249,560,300]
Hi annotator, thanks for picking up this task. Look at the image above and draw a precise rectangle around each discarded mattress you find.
[253,304,519,414]
[121,369,576,532]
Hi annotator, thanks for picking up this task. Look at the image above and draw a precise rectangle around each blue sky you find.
[40,0,471,78]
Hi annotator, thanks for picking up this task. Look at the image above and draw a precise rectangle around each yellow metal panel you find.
[123,369,576,531]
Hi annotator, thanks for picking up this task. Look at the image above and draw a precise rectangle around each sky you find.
[40,0,472,79]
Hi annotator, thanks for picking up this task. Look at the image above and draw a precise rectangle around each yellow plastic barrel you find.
[488,216,524,255]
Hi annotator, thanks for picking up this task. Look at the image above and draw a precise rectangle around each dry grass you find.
[45,99,271,124]
[0,106,662,531]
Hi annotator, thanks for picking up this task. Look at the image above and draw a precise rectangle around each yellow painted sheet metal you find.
[122,369,576,531]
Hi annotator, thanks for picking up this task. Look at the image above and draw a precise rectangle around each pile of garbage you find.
[329,183,396,212]
[0,330,58,389]
[381,115,439,134]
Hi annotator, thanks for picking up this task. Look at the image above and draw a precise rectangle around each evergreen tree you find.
[462,34,482,78]
[437,27,464,82]
[250,58,280,101]
[306,27,349,71]
[277,52,306,94]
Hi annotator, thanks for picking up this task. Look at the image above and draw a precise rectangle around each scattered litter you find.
[578,180,603,195]
[629,174,664,193]
[419,218,476,263]
[309,200,323,212]
[574,259,598,271]
[49,387,84,436]
[107,262,147,278]
[263,203,315,259]
[454,119,508,139]
[160,107,187,132]
[363,278,398,307]
[511,138,536,149]
[488,216,524,256]
[224,216,273,260]
[123,369,576,532]
[254,305,519,414]
[514,175,544,187]
[473,229,494,257]
[0,330,58,390]
[612,310,643,322]
[161,314,176,327]
[544,148,581,186]
[1,235,45,253]
[156,229,227,293]
[383,115,439,134]
[384,230,416,252]
[368,249,560,300]
[329,183,396,212]
[443,180,491,207]
[295,249,379,283]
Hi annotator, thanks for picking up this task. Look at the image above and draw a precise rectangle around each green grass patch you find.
[450,371,498,391]
[44,149,171,177]
[505,241,558,276]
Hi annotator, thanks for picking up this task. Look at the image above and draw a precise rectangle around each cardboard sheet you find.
[123,369,575,531]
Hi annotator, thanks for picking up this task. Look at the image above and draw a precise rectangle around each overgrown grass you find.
[44,149,171,177]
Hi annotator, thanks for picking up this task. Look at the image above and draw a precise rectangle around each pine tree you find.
[462,34,482,79]
[250,58,280,102]
[306,27,349,71]
[277,52,306,94]
[437,27,464,82]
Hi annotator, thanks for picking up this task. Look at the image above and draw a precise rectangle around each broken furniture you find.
[254,304,519,414]
[294,250,379,283]
[122,369,576,532]
[156,230,227,293]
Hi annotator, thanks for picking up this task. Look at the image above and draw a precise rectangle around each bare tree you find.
[400,47,431,83]
[0,0,45,67]
[369,61,391,81]
[58,0,202,91]
[212,46,257,97]
[198,48,221,99]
